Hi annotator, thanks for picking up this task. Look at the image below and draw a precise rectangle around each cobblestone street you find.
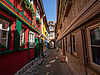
[0,0,100,75]
[36,49,72,75]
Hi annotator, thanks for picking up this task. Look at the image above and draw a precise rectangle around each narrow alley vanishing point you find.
[37,49,72,75]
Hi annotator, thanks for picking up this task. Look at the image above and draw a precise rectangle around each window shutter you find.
[14,20,22,50]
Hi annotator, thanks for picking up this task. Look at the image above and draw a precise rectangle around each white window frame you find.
[0,19,9,48]
[36,7,40,19]
[29,31,35,48]
[20,28,25,46]
[87,23,100,71]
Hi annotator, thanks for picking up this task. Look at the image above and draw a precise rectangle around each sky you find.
[42,0,57,21]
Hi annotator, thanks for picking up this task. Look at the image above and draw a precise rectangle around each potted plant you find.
[36,18,41,25]
[20,43,25,48]
[32,12,36,19]
[0,43,6,51]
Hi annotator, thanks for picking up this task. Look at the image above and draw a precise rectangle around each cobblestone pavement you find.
[36,49,72,75]
[19,49,73,75]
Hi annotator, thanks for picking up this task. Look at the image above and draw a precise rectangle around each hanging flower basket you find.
[32,9,36,18]
[32,9,36,15]
[28,3,32,10]
[19,6,23,11]
[19,0,36,15]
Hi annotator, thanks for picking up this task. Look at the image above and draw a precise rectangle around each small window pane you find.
[1,30,7,38]
[73,43,75,52]
[72,35,76,52]
[73,35,75,44]
[20,28,25,46]
[58,41,62,49]
[29,31,35,48]
[90,27,100,45]
[92,46,100,65]
[0,18,9,48]
[1,39,7,47]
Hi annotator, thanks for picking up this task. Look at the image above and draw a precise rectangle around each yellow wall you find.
[42,23,47,37]
[41,37,46,51]
[42,23,47,51]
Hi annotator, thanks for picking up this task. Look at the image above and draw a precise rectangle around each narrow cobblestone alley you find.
[36,49,72,75]
[1,0,100,75]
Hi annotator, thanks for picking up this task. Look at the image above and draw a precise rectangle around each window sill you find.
[29,47,35,49]
[24,48,29,50]
[19,48,25,51]
[88,62,100,73]
[19,48,29,51]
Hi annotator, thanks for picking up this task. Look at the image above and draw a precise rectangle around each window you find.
[66,37,67,51]
[72,33,77,55]
[72,35,76,52]
[0,18,9,48]
[63,39,65,55]
[20,28,25,46]
[36,7,40,19]
[29,31,35,48]
[64,37,66,50]
[58,40,62,49]
[90,27,100,45]
[87,24,100,70]
[67,35,71,53]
